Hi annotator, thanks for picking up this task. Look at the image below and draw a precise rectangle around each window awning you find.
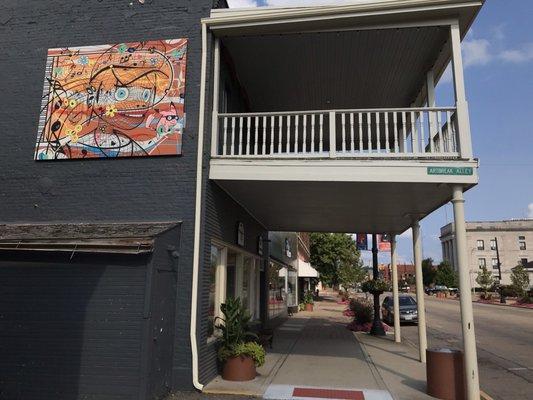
[298,260,319,278]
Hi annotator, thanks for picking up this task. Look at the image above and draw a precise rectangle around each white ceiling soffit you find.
[222,26,449,111]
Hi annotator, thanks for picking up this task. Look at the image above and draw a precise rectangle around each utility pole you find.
[370,234,385,336]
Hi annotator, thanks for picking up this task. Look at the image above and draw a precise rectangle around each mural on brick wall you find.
[35,39,187,160]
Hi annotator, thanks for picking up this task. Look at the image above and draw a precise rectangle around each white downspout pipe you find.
[190,21,208,392]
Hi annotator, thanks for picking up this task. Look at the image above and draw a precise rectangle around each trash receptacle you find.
[426,348,465,400]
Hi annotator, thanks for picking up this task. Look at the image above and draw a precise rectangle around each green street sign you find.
[427,166,473,176]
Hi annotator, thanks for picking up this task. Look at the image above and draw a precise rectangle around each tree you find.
[475,265,494,298]
[435,261,458,288]
[310,233,362,287]
[422,258,437,287]
[510,264,530,299]
[337,259,366,291]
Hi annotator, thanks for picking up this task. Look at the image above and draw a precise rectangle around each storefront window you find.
[208,246,221,338]
[242,256,253,313]
[287,269,297,308]
[268,262,287,319]
[226,251,236,299]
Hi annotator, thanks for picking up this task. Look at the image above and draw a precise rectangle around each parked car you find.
[426,285,449,295]
[381,295,418,324]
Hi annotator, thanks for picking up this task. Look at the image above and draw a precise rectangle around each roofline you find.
[204,0,483,28]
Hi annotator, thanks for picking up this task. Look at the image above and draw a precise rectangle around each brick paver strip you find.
[292,387,365,400]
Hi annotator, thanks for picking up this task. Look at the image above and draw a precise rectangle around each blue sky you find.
[227,0,533,265]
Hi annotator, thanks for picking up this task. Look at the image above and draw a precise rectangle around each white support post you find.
[329,111,337,158]
[412,220,427,363]
[391,234,401,343]
[452,186,480,400]
[210,38,220,157]
[450,23,473,159]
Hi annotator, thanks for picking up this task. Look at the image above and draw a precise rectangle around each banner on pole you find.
[356,234,368,250]
[378,234,391,252]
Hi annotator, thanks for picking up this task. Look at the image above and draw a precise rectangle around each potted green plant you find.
[215,297,266,381]
[361,279,390,295]
[303,291,314,311]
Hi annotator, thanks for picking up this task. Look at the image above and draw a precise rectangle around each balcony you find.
[203,1,481,233]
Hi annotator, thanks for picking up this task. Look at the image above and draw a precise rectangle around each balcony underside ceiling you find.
[214,179,468,234]
[222,26,450,112]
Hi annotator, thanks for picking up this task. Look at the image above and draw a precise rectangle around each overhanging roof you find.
[0,222,181,254]
[207,0,483,88]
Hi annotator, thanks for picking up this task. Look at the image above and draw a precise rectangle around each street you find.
[402,296,533,400]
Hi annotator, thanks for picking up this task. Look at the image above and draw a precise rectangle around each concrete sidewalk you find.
[204,292,434,400]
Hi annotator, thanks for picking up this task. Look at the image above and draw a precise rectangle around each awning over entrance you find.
[298,260,319,278]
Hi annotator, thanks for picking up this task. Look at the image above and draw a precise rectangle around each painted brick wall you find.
[0,0,215,392]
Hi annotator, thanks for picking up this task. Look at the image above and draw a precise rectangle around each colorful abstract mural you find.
[35,39,187,160]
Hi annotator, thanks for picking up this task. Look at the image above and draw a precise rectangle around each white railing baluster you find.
[376,112,381,153]
[311,114,316,153]
[262,116,266,155]
[451,113,457,152]
[446,111,452,152]
[302,114,307,153]
[295,114,299,154]
[246,116,251,155]
[367,112,372,152]
[285,115,290,153]
[341,113,346,153]
[223,117,228,156]
[254,116,259,155]
[278,115,283,154]
[358,113,363,153]
[238,116,243,155]
[231,117,236,156]
[392,111,398,153]
[411,111,417,154]
[402,112,407,153]
[428,111,437,153]
[270,115,275,155]
[384,112,390,153]
[419,112,425,153]
[437,111,443,153]
[350,113,355,153]
[319,114,324,153]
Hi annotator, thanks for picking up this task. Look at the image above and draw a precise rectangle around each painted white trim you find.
[210,158,478,185]
[190,22,208,392]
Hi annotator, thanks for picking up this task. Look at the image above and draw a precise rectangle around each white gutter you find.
[190,21,208,392]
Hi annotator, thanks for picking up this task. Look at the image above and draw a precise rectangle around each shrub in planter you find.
[303,291,314,311]
[361,279,390,295]
[349,298,373,325]
[215,297,265,381]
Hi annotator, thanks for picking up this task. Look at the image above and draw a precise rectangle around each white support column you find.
[412,220,427,363]
[210,38,221,157]
[452,186,480,400]
[391,234,401,343]
[450,23,473,159]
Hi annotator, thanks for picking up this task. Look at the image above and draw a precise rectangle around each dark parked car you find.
[381,295,418,324]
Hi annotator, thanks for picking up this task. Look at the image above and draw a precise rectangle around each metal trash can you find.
[426,348,465,400]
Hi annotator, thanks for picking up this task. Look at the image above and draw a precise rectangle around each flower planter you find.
[305,303,314,312]
[222,355,256,381]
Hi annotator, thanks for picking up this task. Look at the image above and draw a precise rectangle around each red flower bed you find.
[346,321,391,332]
[343,309,355,317]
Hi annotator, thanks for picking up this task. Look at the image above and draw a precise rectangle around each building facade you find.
[0,0,486,399]
[440,220,533,287]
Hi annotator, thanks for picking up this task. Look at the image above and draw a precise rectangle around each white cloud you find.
[399,228,412,239]
[528,203,533,219]
[499,43,533,63]
[462,38,492,67]
[227,0,258,7]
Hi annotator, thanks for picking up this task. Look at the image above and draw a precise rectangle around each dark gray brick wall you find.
[0,0,215,393]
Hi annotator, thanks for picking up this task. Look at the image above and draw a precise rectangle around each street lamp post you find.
[370,233,385,336]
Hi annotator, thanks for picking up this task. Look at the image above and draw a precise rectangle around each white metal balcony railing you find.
[213,107,459,158]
